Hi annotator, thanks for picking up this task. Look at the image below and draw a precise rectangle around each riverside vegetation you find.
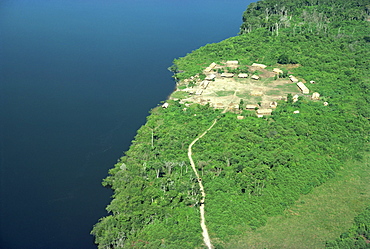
[92,0,370,248]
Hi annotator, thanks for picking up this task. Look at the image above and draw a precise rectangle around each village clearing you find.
[170,63,306,113]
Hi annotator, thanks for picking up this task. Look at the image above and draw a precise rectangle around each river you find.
[0,0,252,248]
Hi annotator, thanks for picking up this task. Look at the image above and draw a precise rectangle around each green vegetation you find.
[326,203,370,249]
[225,153,370,248]
[215,91,235,97]
[171,91,189,99]
[92,0,370,248]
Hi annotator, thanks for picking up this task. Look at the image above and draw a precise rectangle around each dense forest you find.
[92,0,370,248]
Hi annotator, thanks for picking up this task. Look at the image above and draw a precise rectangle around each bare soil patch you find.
[172,73,301,110]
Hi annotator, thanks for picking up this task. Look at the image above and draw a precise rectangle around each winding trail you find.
[188,119,218,249]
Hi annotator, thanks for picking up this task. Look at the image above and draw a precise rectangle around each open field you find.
[224,153,370,249]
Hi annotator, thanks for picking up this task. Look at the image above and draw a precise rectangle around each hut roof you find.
[297,82,309,94]
[246,104,258,109]
[273,68,283,74]
[289,75,299,83]
[205,74,216,80]
[252,63,267,69]
[256,109,273,115]
[204,62,217,73]
[221,73,234,78]
[312,92,320,100]
[251,75,260,80]
[238,73,249,78]
[270,101,278,108]
[195,89,203,95]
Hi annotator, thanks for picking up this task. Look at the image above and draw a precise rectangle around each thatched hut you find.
[205,74,216,80]
[270,101,278,108]
[195,89,203,95]
[273,68,283,74]
[289,75,299,83]
[221,73,234,78]
[204,62,217,73]
[297,82,309,94]
[312,92,320,100]
[246,104,258,109]
[252,63,267,69]
[256,109,272,115]
[238,73,249,78]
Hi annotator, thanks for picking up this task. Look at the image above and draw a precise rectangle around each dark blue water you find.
[0,1,251,248]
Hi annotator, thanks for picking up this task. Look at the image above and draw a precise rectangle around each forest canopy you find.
[92,0,370,248]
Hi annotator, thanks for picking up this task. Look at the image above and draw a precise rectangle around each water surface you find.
[0,1,252,248]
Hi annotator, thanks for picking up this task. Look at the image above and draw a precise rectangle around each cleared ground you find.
[171,67,302,110]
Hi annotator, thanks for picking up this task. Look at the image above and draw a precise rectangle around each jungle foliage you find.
[92,0,370,248]
[326,207,370,248]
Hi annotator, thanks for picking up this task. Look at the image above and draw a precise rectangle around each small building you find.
[246,104,258,109]
[293,110,300,114]
[252,63,267,69]
[162,103,169,108]
[205,74,216,80]
[256,109,273,115]
[251,75,260,80]
[199,80,210,89]
[237,116,244,120]
[226,60,239,68]
[195,89,203,95]
[270,101,278,108]
[297,82,309,94]
[231,103,239,109]
[310,80,315,84]
[273,68,283,74]
[312,92,320,100]
[323,102,329,106]
[204,62,217,73]
[221,73,234,78]
[293,94,299,102]
[289,75,299,83]
[238,73,249,78]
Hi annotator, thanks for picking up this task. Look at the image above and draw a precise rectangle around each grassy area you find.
[265,89,282,95]
[216,91,235,97]
[276,83,300,92]
[224,152,370,249]
[171,91,190,99]
[236,92,252,99]
[261,78,274,85]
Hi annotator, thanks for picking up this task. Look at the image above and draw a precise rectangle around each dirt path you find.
[188,119,218,249]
